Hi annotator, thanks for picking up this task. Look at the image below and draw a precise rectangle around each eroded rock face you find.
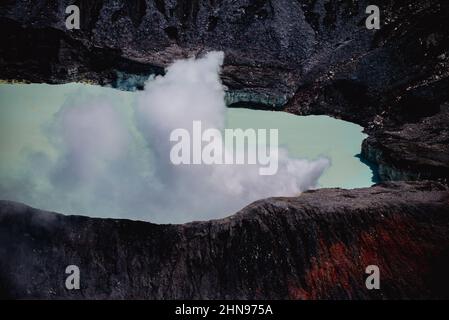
[286,1,449,125]
[0,1,446,113]
[362,104,449,182]
[1,181,449,300]
[0,0,314,99]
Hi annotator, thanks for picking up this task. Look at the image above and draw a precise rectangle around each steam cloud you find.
[1,52,329,223]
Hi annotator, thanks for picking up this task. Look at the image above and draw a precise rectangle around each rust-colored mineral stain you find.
[289,216,441,299]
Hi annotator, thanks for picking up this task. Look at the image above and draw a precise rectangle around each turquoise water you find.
[0,83,374,220]
[227,109,374,189]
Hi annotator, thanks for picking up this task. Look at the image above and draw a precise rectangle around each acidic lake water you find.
[0,83,374,223]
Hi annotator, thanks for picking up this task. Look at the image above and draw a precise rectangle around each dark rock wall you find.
[1,182,449,300]
[1,0,446,114]
[362,103,449,182]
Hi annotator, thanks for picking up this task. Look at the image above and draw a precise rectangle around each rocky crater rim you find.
[1,181,447,226]
[2,180,449,299]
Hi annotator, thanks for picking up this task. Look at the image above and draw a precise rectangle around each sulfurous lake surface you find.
[0,83,374,222]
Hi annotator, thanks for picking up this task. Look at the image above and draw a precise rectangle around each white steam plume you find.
[134,51,329,222]
[2,52,330,223]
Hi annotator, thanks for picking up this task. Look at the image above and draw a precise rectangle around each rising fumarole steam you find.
[0,52,330,223]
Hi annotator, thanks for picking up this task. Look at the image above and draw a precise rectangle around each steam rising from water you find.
[0,52,329,223]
